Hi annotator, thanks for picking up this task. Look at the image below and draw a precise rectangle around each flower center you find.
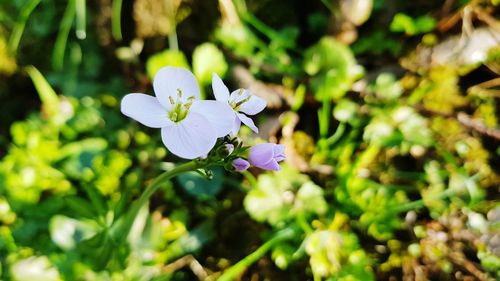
[229,88,251,111]
[167,88,195,122]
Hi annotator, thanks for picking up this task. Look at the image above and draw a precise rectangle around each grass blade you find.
[52,0,76,70]
[7,0,41,54]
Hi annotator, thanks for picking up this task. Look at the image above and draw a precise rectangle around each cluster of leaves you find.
[0,0,499,280]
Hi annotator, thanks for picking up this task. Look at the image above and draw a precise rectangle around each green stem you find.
[325,122,346,146]
[382,187,466,217]
[111,0,123,41]
[8,0,41,54]
[320,0,334,12]
[168,28,179,51]
[242,12,278,40]
[52,0,76,70]
[81,183,106,217]
[318,96,331,139]
[242,170,258,188]
[75,0,86,39]
[113,170,139,218]
[109,160,203,244]
[296,213,313,234]
[392,170,426,181]
[217,227,298,281]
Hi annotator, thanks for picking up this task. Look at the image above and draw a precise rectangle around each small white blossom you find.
[212,73,267,135]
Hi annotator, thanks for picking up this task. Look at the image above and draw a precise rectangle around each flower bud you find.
[232,158,250,172]
[248,143,286,171]
[225,144,235,155]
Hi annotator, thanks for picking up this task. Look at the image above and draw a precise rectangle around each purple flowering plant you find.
[110,66,285,249]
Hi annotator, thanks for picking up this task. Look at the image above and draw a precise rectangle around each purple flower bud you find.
[232,158,250,172]
[248,143,286,171]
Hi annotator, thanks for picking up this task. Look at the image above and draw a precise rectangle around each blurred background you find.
[0,0,499,280]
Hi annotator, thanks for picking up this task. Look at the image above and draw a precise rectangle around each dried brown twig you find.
[416,106,500,141]
[457,112,500,141]
[163,255,208,280]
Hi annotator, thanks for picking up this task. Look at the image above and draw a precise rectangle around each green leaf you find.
[162,220,215,262]
[306,230,374,279]
[390,13,435,36]
[244,177,290,225]
[244,166,323,226]
[304,37,362,100]
[25,66,60,120]
[57,138,107,160]
[304,37,354,77]
[146,49,190,80]
[415,15,436,34]
[63,196,97,219]
[192,42,228,86]
[177,167,224,200]
[390,13,416,35]
[370,73,403,100]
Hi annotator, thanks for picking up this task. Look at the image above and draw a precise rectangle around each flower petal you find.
[232,158,250,172]
[231,117,241,136]
[239,94,267,115]
[190,100,235,137]
[273,144,286,162]
[153,67,200,109]
[259,159,281,171]
[161,112,217,159]
[229,89,250,104]
[248,143,275,166]
[121,93,172,128]
[212,73,230,102]
[236,112,258,133]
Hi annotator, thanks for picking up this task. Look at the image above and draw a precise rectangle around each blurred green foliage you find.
[0,0,499,280]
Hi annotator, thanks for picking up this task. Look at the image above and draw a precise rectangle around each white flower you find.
[212,73,267,135]
[121,67,234,159]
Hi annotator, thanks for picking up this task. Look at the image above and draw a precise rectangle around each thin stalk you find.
[242,170,258,188]
[242,12,278,40]
[52,0,76,70]
[8,0,41,54]
[349,144,380,178]
[109,161,203,244]
[114,170,140,218]
[296,213,313,234]
[382,187,465,218]
[75,0,86,39]
[319,96,331,139]
[168,29,179,51]
[392,170,426,181]
[217,227,298,281]
[320,0,334,12]
[111,0,123,41]
[325,122,346,146]
[81,183,107,217]
[0,227,17,252]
